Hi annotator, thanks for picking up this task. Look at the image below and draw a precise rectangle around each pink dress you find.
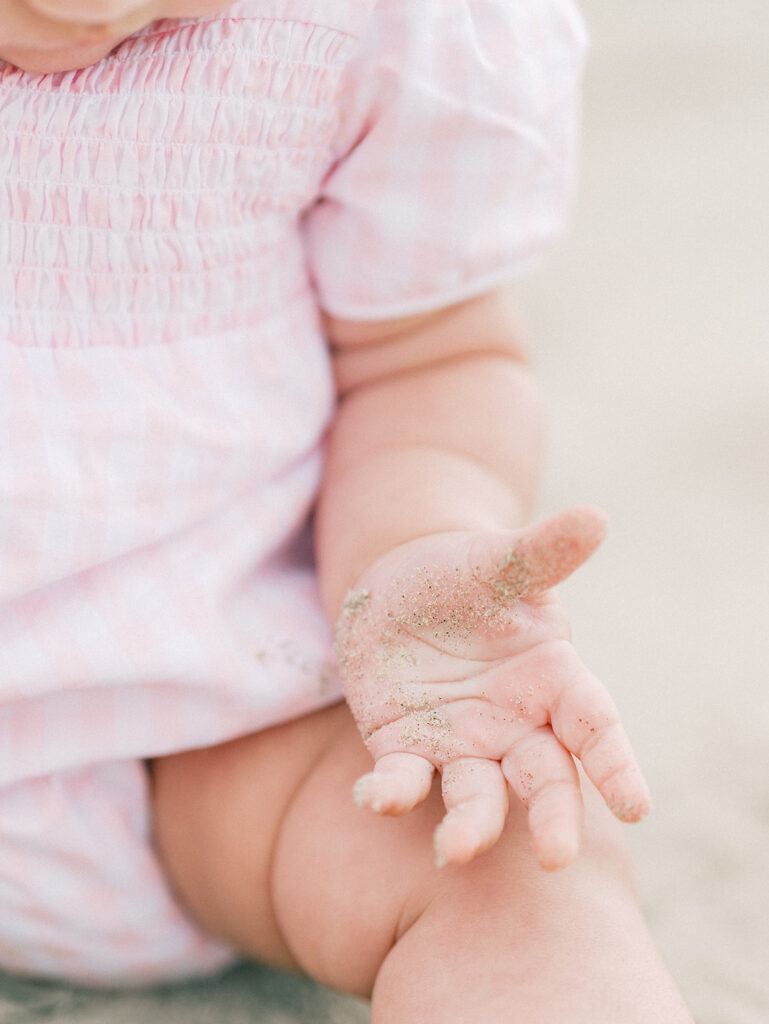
[0,0,586,983]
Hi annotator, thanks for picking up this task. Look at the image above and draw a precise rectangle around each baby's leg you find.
[150,705,692,1022]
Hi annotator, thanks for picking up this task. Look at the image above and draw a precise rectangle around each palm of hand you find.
[335,507,650,870]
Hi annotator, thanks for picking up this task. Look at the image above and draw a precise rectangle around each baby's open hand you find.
[335,507,651,871]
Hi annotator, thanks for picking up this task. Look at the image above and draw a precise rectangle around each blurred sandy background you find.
[517,2,769,1020]
[1,2,767,1021]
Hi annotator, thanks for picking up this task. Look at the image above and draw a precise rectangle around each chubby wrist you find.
[316,288,543,623]
[315,445,526,621]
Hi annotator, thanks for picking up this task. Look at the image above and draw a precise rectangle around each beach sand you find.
[0,1,766,1020]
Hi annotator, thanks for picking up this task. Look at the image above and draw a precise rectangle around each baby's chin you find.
[0,38,122,74]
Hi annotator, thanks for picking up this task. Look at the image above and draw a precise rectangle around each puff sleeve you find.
[301,0,588,320]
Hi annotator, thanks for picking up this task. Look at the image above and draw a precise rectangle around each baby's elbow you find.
[325,286,531,397]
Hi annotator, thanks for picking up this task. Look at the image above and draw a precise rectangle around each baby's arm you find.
[315,288,650,869]
[317,288,541,610]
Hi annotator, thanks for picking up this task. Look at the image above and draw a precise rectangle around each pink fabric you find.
[304,0,587,319]
[0,760,236,983]
[0,0,585,982]
[0,0,586,784]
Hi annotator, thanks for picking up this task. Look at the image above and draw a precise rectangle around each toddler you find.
[0,0,693,1019]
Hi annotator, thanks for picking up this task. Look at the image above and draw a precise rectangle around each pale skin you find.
[149,290,694,1021]
[0,0,230,72]
[4,6,694,1019]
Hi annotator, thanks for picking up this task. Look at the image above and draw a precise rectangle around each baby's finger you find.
[353,752,435,816]
[550,657,651,823]
[476,505,608,605]
[501,726,583,870]
[434,758,509,867]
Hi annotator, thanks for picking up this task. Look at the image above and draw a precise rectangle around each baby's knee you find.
[577,778,639,890]
[397,788,639,954]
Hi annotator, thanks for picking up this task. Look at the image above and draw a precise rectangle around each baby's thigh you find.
[150,704,635,995]
[150,703,447,981]
[149,702,357,972]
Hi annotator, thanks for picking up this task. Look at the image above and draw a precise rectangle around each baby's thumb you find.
[485,506,608,603]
